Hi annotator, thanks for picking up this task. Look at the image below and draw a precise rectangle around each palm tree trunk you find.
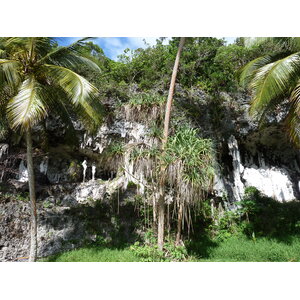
[157,37,185,251]
[26,129,37,262]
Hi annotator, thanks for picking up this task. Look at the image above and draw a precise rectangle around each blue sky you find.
[57,37,236,61]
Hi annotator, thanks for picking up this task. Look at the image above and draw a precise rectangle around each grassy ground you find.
[42,245,140,262]
[188,235,300,262]
[41,235,300,262]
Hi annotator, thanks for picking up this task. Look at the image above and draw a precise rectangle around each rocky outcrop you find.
[0,183,139,261]
[210,92,300,203]
[0,196,87,261]
[0,88,299,261]
[217,134,299,202]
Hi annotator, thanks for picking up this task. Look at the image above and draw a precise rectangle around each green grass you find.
[42,245,140,262]
[41,235,300,262]
[189,235,300,262]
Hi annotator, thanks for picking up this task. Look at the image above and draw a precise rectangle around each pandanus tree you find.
[0,37,103,261]
[239,37,300,147]
[162,128,215,245]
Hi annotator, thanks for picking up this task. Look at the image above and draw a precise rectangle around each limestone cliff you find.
[0,87,299,261]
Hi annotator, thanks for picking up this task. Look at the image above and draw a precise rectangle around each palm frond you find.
[47,51,101,72]
[244,37,300,52]
[44,64,103,128]
[285,108,300,148]
[37,37,93,64]
[1,37,104,134]
[249,52,300,116]
[42,84,79,144]
[1,37,55,63]
[71,97,104,132]
[7,76,48,130]
[44,64,97,104]
[244,37,274,48]
[0,59,21,88]
[287,83,300,147]
[239,55,274,87]
[0,59,19,65]
[244,37,289,48]
[1,37,27,48]
[27,37,36,61]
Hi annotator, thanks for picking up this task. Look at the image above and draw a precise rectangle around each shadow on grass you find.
[185,234,219,260]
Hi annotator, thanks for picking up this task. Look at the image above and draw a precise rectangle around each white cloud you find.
[95,37,171,61]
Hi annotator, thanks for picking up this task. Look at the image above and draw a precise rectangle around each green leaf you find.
[37,37,94,64]
[249,52,300,116]
[44,64,103,129]
[7,76,47,130]
[287,83,300,147]
[44,64,97,103]
[239,55,274,87]
[0,59,21,88]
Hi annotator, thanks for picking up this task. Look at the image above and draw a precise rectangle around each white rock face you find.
[82,159,87,182]
[39,158,48,175]
[123,150,135,189]
[75,181,106,203]
[0,144,9,182]
[80,120,149,153]
[92,164,96,181]
[0,143,9,160]
[111,120,148,143]
[228,135,245,201]
[226,135,297,202]
[18,160,28,182]
[122,149,147,195]
[93,142,105,153]
[213,170,226,197]
[78,118,150,196]
[243,166,295,202]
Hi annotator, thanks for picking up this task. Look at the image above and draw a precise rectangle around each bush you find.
[128,92,165,107]
[208,209,244,242]
[130,230,191,262]
[240,187,300,237]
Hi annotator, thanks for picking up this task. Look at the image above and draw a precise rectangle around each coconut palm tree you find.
[0,37,103,261]
[239,37,300,147]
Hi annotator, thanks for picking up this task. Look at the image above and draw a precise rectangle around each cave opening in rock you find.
[98,170,117,181]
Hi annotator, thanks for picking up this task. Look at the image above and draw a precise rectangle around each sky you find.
[57,37,236,61]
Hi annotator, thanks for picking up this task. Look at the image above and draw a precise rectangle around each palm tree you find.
[239,37,300,147]
[158,37,185,250]
[0,37,103,261]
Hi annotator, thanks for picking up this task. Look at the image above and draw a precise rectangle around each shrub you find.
[130,229,191,262]
[240,187,300,237]
[128,92,165,107]
[107,141,125,155]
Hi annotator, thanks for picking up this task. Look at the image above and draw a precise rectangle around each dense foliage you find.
[97,38,283,94]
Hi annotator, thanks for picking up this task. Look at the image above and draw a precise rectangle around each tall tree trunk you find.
[152,196,157,234]
[26,129,37,262]
[175,202,184,245]
[157,37,185,251]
